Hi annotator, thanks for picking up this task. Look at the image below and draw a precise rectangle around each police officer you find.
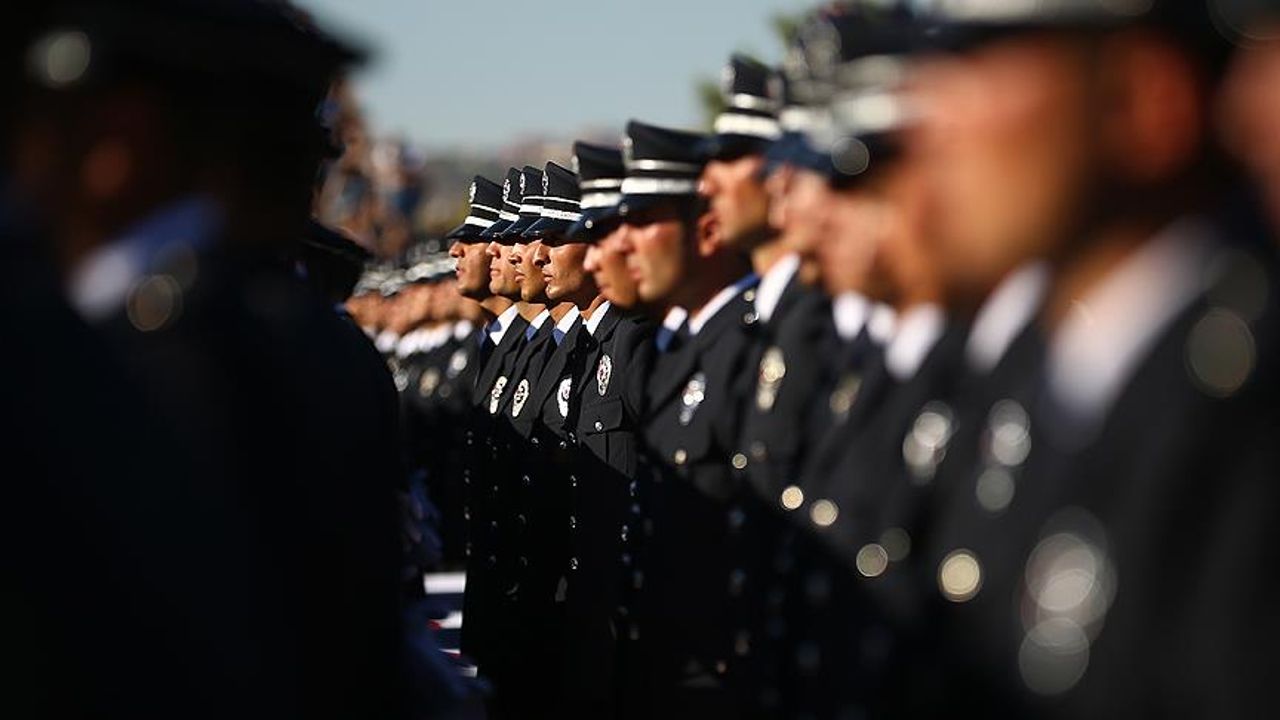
[564,140,658,718]
[612,119,759,715]
[11,1,407,716]
[698,52,844,712]
[450,170,530,693]
[904,1,1279,716]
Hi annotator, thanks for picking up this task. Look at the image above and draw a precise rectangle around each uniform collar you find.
[1046,217,1212,425]
[655,306,689,351]
[885,303,946,382]
[585,301,613,336]
[832,291,871,342]
[965,262,1049,374]
[525,308,552,340]
[487,304,521,346]
[755,253,800,324]
[688,272,759,336]
[553,306,581,345]
[376,330,400,354]
[68,195,221,322]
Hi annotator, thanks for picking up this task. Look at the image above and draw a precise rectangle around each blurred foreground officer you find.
[2,8,272,716]
[905,1,1280,716]
[699,54,841,711]
[565,141,657,718]
[615,119,758,716]
[11,2,408,716]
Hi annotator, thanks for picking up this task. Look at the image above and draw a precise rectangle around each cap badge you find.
[511,378,531,417]
[679,371,708,426]
[419,368,442,398]
[447,348,469,379]
[756,346,787,412]
[829,373,862,420]
[597,354,613,396]
[489,375,508,415]
[557,377,573,418]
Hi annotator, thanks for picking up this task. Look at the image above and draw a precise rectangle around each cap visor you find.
[566,206,621,241]
[523,217,576,239]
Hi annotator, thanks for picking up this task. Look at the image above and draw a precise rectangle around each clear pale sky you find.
[297,0,812,151]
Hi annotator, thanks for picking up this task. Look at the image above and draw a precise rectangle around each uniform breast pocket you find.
[582,396,625,436]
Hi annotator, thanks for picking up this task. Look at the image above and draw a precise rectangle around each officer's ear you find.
[1097,29,1206,187]
[693,201,723,259]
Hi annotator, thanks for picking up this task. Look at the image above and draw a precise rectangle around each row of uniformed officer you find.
[397,0,1280,717]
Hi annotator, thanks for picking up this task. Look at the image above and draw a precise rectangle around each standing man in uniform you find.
[567,140,658,718]
[905,2,1278,715]
[12,1,407,716]
[614,119,758,716]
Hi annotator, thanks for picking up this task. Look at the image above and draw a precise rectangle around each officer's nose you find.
[448,240,464,259]
[510,243,525,266]
[486,241,501,258]
[584,245,601,273]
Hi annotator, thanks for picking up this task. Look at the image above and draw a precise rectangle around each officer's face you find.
[907,35,1095,303]
[486,240,522,299]
[700,154,772,249]
[618,203,692,305]
[511,240,548,303]
[537,238,595,303]
[1221,29,1280,237]
[586,224,640,308]
[820,183,885,298]
[779,168,839,288]
[450,239,492,299]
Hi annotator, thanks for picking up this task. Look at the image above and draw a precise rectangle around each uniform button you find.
[629,480,639,496]
[729,568,747,596]
[780,485,804,510]
[731,453,748,470]
[622,553,632,566]
[727,507,746,531]
[517,513,527,527]
[810,499,839,527]
[519,555,528,567]
[734,631,751,656]
[750,441,767,462]
[674,448,688,465]
[490,520,498,530]
[633,570,644,589]
[487,554,497,565]
[559,440,569,450]
[939,549,982,602]
[796,643,820,674]
[570,557,579,571]
[715,660,728,675]
[620,525,629,541]
[531,436,540,447]
[743,311,759,325]
[569,515,577,529]
[595,421,604,432]
[569,474,578,487]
